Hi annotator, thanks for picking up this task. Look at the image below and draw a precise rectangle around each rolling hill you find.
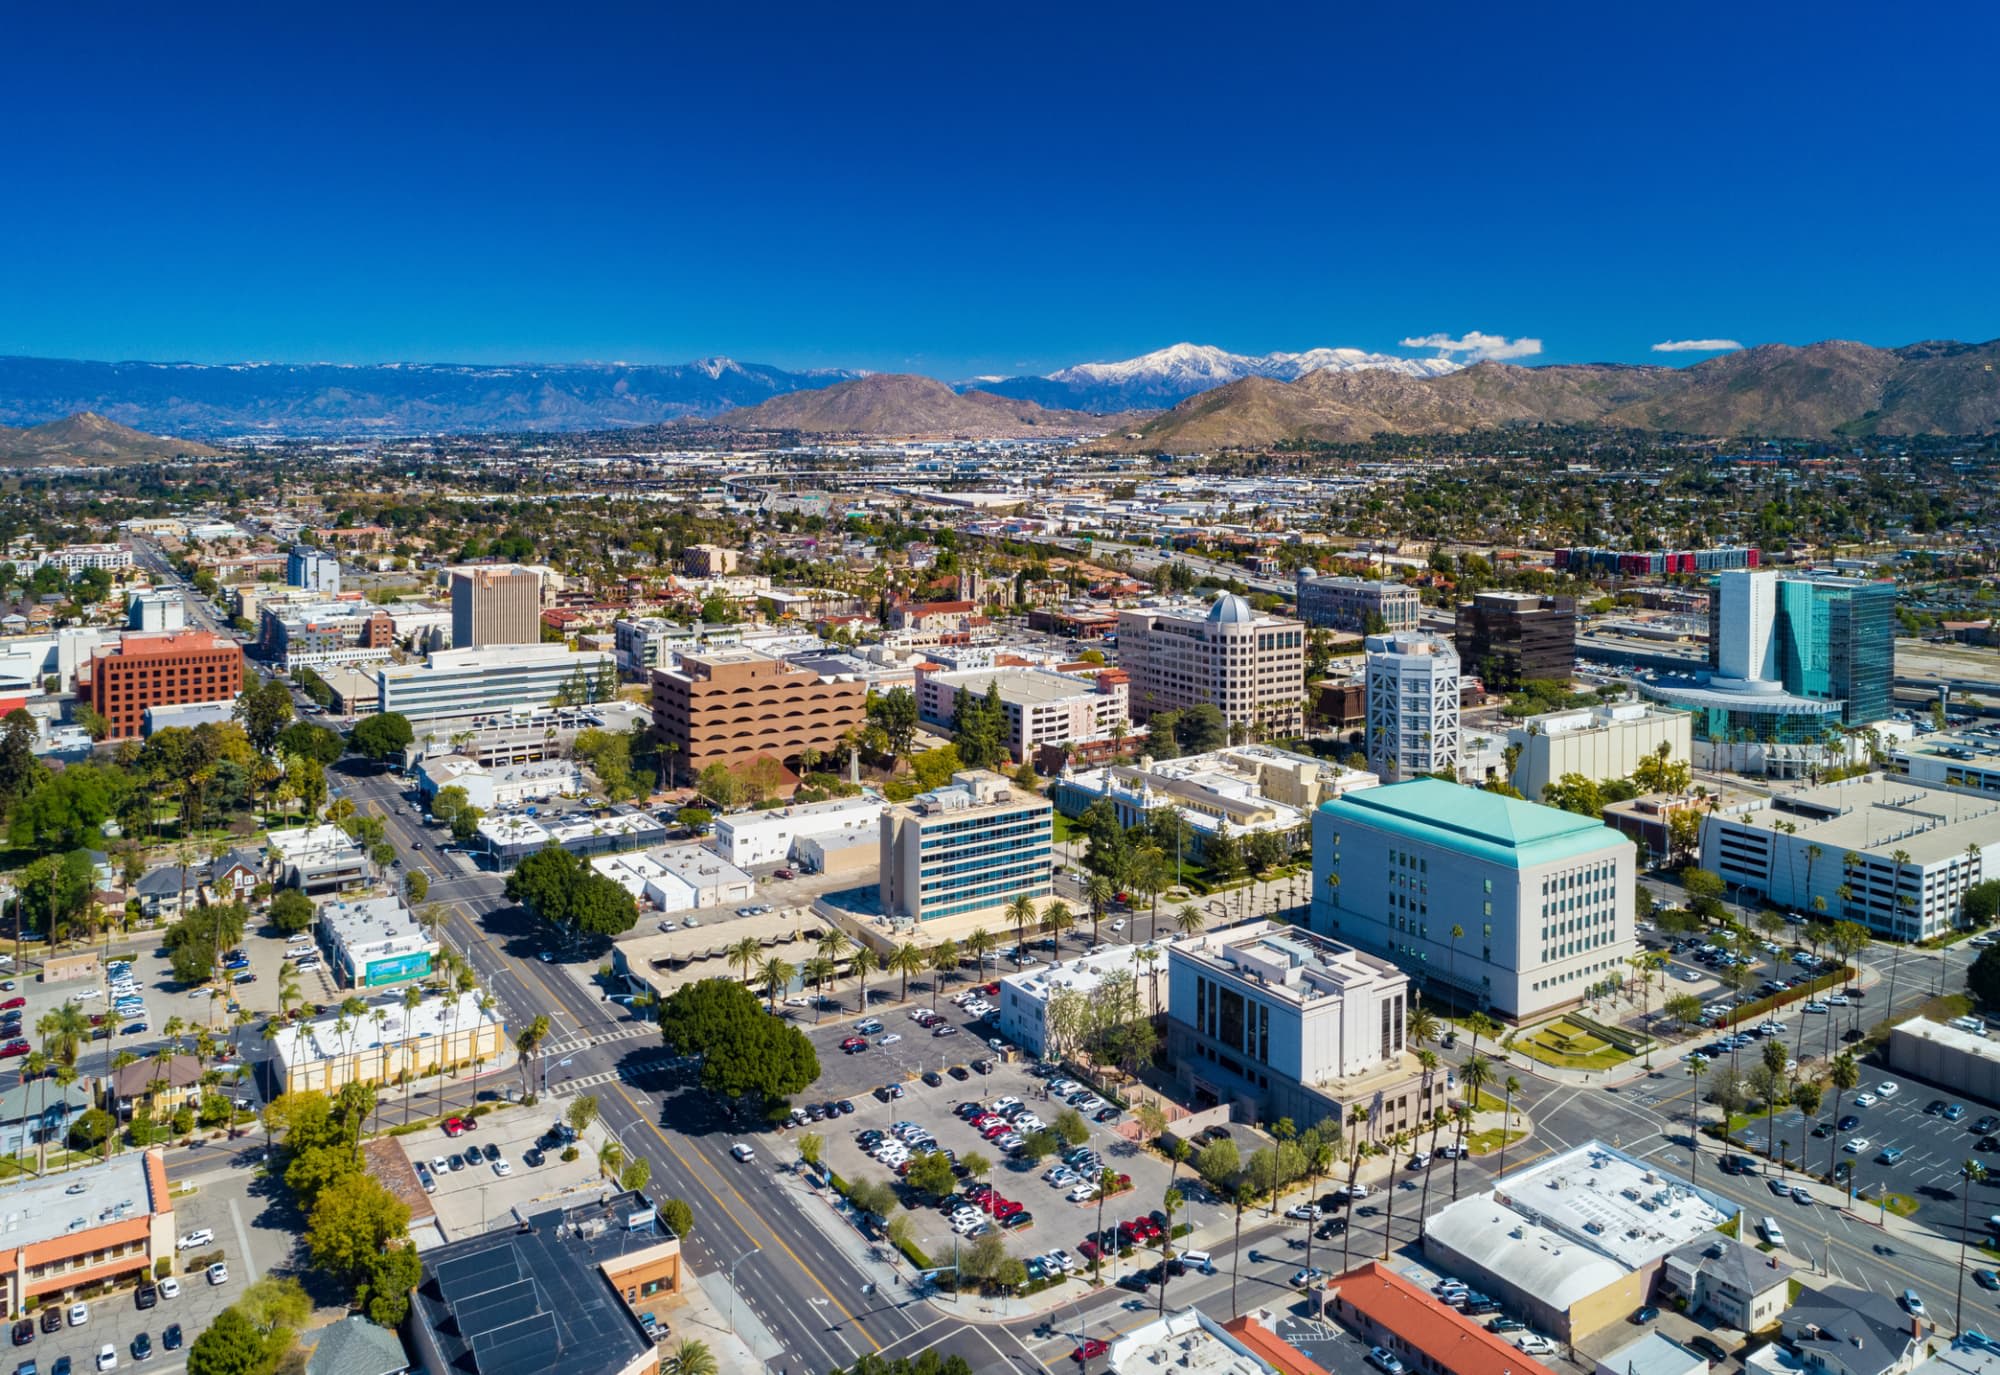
[713,374,1149,437]
[0,412,221,464]
[1107,340,2000,449]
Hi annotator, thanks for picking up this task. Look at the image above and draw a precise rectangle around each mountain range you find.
[970,342,1461,411]
[714,374,1150,438]
[1105,339,2000,449]
[0,412,220,465]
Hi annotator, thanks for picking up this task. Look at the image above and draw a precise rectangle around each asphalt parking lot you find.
[405,1105,602,1236]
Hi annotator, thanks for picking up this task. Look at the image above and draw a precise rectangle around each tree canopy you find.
[656,977,821,1109]
[504,844,639,941]
[350,712,413,763]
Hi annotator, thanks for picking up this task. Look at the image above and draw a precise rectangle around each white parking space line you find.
[228,1196,259,1282]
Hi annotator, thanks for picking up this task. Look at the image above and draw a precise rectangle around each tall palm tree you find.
[965,927,994,983]
[1297,1128,1334,1281]
[890,942,926,1002]
[1417,1108,1449,1229]
[1006,893,1039,959]
[1378,1130,1410,1258]
[401,984,424,1124]
[1084,875,1112,946]
[1687,1053,1709,1183]
[1339,1106,1371,1277]
[849,944,878,1014]
[759,956,795,1013]
[1092,1166,1121,1282]
[1497,1075,1522,1176]
[1229,1182,1252,1315]
[1448,1103,1474,1197]
[726,936,762,988]
[815,926,849,981]
[1827,1052,1859,1182]
[1043,901,1074,952]
[1174,903,1206,941]
[803,956,835,1021]
[1406,1002,1438,1051]
[1445,923,1464,1011]
[1154,1184,1185,1317]
[36,1003,89,1069]
[1135,945,1162,1015]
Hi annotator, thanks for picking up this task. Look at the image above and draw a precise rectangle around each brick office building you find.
[650,648,867,782]
[85,630,243,739]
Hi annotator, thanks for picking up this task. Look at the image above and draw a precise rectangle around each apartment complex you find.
[0,1150,173,1318]
[450,564,543,648]
[270,990,504,1095]
[1117,594,1305,736]
[682,542,739,576]
[649,647,866,780]
[1165,920,1437,1138]
[45,543,134,572]
[1312,778,1638,1020]
[1507,701,1693,803]
[1698,774,1996,940]
[85,629,242,739]
[915,664,1129,760]
[1363,631,1460,782]
[286,545,341,594]
[879,769,1052,926]
[377,644,616,723]
[1294,572,1421,634]
[1454,590,1577,687]
[1555,544,1761,576]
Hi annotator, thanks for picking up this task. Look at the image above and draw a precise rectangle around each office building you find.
[1555,545,1761,577]
[286,545,342,594]
[1166,920,1435,1138]
[682,542,739,576]
[416,755,584,812]
[474,807,667,867]
[261,601,395,671]
[1312,778,1638,1020]
[0,1149,173,1317]
[649,647,866,781]
[1423,1142,1734,1341]
[1294,572,1421,634]
[712,794,884,870]
[1363,631,1460,782]
[1118,594,1306,736]
[1454,590,1577,688]
[266,824,372,893]
[1698,774,1995,940]
[84,629,243,740]
[269,990,503,1094]
[1323,1264,1561,1375]
[1101,1309,1307,1375]
[125,589,185,633]
[315,895,438,989]
[612,616,747,675]
[450,564,543,649]
[591,844,756,914]
[408,1192,681,1375]
[999,939,1176,1058]
[1052,744,1376,863]
[1507,701,1693,803]
[916,664,1130,760]
[378,644,616,724]
[0,625,113,695]
[880,769,1052,927]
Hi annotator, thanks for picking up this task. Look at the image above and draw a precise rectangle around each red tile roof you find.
[1221,1316,1333,1375]
[1327,1262,1559,1375]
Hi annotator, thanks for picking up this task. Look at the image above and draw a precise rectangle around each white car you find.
[1067,1183,1098,1202]
[492,1159,512,1177]
[730,1143,755,1162]
[157,1278,180,1300]
[1877,1081,1899,1097]
[1853,1092,1878,1107]
[1844,1137,1873,1153]
[207,1261,229,1285]
[68,1303,90,1326]
[68,989,103,1002]
[878,1033,902,1045]
[1110,919,1126,932]
[177,1229,214,1251]
[97,1345,118,1372]
[432,1156,451,1175]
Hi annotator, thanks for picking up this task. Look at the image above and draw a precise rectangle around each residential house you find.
[1659,1236,1794,1332]
[305,1315,411,1375]
[0,1079,94,1157]
[108,1053,208,1120]
[1782,1285,1927,1375]
[208,848,266,903]
[132,865,206,919]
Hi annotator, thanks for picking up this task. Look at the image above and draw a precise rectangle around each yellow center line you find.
[607,1080,879,1351]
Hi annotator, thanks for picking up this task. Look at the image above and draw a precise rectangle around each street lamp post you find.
[728,1246,762,1337]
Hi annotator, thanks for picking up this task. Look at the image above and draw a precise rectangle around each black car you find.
[1001,1211,1032,1230]
[836,1099,856,1114]
[1974,1116,2000,1135]
[1838,1115,1860,1131]
[806,1103,827,1122]
[922,1070,942,1087]
[163,1325,183,1351]
[1980,1136,2000,1153]
[463,1147,481,1169]
[135,1285,158,1310]
[131,1332,152,1361]
[523,1147,545,1168]
[481,1142,499,1162]
[448,1154,465,1172]
[1687,1336,1730,1365]
[1117,1271,1150,1291]
[38,1309,59,1334]
[947,1066,970,1081]
[971,1059,993,1075]
[1316,1218,1347,1239]
[1926,1099,1949,1116]
[52,1357,72,1375]
[9,1320,29,1346]
[1094,1106,1120,1123]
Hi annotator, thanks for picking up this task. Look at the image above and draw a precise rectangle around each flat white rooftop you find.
[271,989,497,1067]
[1724,774,2000,865]
[1491,1141,1732,1269]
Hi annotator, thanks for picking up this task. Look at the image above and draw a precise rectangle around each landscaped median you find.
[1718,965,1855,1028]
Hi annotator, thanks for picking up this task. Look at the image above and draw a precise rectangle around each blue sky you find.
[4,2,1997,378]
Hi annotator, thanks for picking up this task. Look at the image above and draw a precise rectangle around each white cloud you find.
[1651,338,1744,353]
[1400,331,1543,362]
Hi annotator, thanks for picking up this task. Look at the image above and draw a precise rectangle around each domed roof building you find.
[1116,592,1307,738]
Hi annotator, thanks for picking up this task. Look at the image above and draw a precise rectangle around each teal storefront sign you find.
[364,951,433,986]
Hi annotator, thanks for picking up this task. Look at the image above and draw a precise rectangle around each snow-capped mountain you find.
[975,342,1461,411]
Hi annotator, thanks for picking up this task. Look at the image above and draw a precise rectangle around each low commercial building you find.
[474,807,668,868]
[378,644,617,724]
[1165,920,1438,1139]
[1312,778,1638,1021]
[1593,1334,1709,1375]
[408,1192,681,1375]
[416,755,585,812]
[1051,744,1377,863]
[270,990,505,1095]
[1658,1235,1794,1332]
[1888,1016,2000,1106]
[999,939,1175,1059]
[1103,1308,1309,1375]
[1321,1262,1561,1375]
[261,600,394,671]
[0,1149,173,1317]
[879,769,1052,928]
[611,907,834,1000]
[1698,775,1996,940]
[712,794,884,872]
[592,844,755,914]
[1507,702,1693,804]
[1422,1142,1735,1342]
[316,895,438,989]
[1891,725,2000,797]
[267,823,372,892]
[915,664,1130,760]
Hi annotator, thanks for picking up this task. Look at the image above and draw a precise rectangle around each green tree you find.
[269,888,315,935]
[349,712,414,764]
[186,1305,285,1375]
[868,687,920,759]
[659,1197,695,1240]
[904,1150,956,1199]
[655,978,821,1109]
[1964,880,2000,929]
[1540,772,1604,817]
[306,1173,411,1289]
[1970,944,2000,1008]
[232,677,294,753]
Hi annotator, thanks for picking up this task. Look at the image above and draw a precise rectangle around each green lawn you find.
[1514,1019,1635,1071]
[1464,1127,1526,1155]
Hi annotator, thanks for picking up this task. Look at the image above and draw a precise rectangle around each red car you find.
[839,1036,867,1052]
[1073,1340,1108,1363]
[0,1042,27,1059]
[965,1183,992,1201]
[1130,1216,1161,1240]
[981,982,1000,996]
[0,998,22,1012]
[443,1116,472,1137]
[992,1199,1023,1220]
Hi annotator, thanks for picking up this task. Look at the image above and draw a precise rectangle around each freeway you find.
[335,761,936,1373]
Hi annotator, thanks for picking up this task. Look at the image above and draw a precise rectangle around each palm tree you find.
[1135,945,1162,1015]
[1378,1131,1410,1258]
[1298,1129,1334,1282]
[1406,1001,1438,1051]
[927,943,959,1011]
[1827,1052,1859,1181]
[1084,874,1112,946]
[1447,1103,1474,1195]
[849,944,878,1013]
[759,956,794,1013]
[802,956,835,1022]
[1497,1075,1522,1175]
[663,1337,720,1375]
[400,984,423,1123]
[1445,923,1464,1011]
[816,926,850,980]
[1092,1166,1121,1282]
[890,942,926,1002]
[1174,903,1206,941]
[36,1003,89,1069]
[1043,901,1075,951]
[1154,1185,1185,1316]
[1339,1106,1371,1276]
[1006,893,1039,959]
[965,927,994,982]
[1687,1054,1709,1182]
[726,936,762,988]
[1417,1107,1449,1228]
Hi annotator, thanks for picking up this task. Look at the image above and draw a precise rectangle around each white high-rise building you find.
[1364,632,1460,782]
[1714,569,1781,687]
[1115,593,1305,736]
